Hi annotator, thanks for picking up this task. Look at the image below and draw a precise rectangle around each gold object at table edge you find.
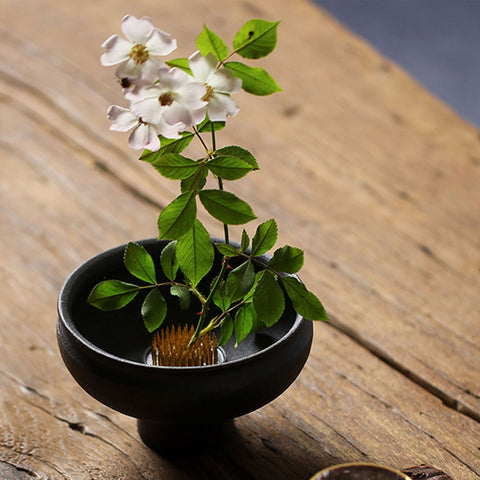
[310,462,412,480]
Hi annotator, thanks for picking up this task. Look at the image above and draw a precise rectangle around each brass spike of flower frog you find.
[152,325,218,367]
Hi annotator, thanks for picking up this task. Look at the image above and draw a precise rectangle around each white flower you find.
[101,15,177,81]
[107,105,165,151]
[188,51,242,121]
[128,68,207,137]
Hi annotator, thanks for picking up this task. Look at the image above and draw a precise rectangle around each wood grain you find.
[1,0,479,478]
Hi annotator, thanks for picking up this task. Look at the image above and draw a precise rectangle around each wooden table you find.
[1,0,479,478]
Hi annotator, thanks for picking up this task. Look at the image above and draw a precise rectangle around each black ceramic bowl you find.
[57,239,313,452]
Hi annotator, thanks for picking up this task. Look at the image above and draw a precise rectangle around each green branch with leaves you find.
[90,16,328,349]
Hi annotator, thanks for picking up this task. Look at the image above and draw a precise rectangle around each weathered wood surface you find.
[1,0,479,479]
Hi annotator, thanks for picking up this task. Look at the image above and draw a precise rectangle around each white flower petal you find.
[146,29,177,56]
[188,51,217,83]
[101,35,132,66]
[125,83,158,101]
[191,106,207,125]
[177,82,207,110]
[157,118,184,139]
[121,15,153,44]
[129,123,160,151]
[209,69,242,94]
[130,96,165,125]
[162,102,194,127]
[207,94,239,121]
[115,59,164,82]
[139,57,166,82]
[107,105,139,131]
[157,67,191,90]
[115,58,144,80]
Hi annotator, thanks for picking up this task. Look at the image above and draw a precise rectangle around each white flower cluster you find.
[101,15,241,151]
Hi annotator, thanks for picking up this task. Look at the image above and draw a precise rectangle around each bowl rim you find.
[310,462,411,480]
[57,238,310,373]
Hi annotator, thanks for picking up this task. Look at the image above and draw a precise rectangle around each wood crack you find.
[0,454,70,480]
[327,254,480,353]
[0,370,149,480]
[0,460,37,479]
[327,362,480,476]
[326,317,480,425]
[22,401,149,480]
[308,411,370,460]
[89,411,141,443]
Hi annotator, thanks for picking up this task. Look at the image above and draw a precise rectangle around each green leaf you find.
[146,153,200,180]
[157,191,196,240]
[234,303,256,346]
[197,25,229,61]
[215,243,239,257]
[140,132,194,160]
[216,145,258,169]
[251,219,278,256]
[170,284,191,310]
[213,279,230,311]
[160,240,178,281]
[268,246,304,274]
[199,189,256,225]
[243,270,262,303]
[166,57,192,75]
[123,242,157,284]
[141,288,167,332]
[252,270,285,326]
[233,19,280,59]
[88,280,140,311]
[176,219,214,287]
[251,308,268,332]
[181,165,207,193]
[197,118,226,133]
[226,260,255,303]
[218,314,234,346]
[224,62,282,96]
[208,155,254,180]
[282,276,328,321]
[241,229,250,252]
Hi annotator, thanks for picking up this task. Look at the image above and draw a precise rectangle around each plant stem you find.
[198,300,246,338]
[140,281,207,305]
[193,126,209,152]
[190,260,227,347]
[210,123,230,245]
[189,125,231,347]
[211,120,217,151]
[217,176,230,245]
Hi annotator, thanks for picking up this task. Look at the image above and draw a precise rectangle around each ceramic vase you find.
[57,239,313,453]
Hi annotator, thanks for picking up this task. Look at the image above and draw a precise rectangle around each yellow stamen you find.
[129,44,149,65]
[202,84,215,102]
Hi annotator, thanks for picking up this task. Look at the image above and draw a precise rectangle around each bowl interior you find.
[64,239,297,366]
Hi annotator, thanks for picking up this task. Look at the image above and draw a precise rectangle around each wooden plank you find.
[1,0,479,478]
